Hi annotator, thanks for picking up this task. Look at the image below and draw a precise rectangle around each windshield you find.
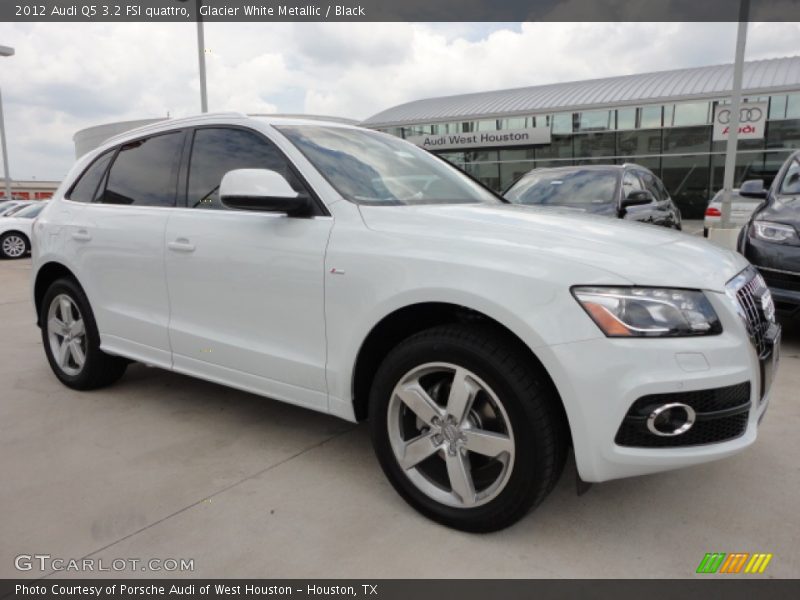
[505,169,620,208]
[14,203,45,218]
[276,125,501,206]
[3,203,30,216]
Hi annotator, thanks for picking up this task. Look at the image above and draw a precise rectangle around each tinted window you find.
[639,171,662,200]
[780,159,800,195]
[187,128,301,209]
[101,133,183,206]
[505,169,619,208]
[622,171,643,196]
[69,151,114,203]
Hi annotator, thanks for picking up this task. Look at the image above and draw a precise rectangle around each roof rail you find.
[104,112,248,145]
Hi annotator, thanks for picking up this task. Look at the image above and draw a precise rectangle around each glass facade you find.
[378,95,800,218]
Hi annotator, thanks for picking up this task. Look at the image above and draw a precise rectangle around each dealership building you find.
[362,56,800,218]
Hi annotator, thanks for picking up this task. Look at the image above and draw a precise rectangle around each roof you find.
[362,56,800,127]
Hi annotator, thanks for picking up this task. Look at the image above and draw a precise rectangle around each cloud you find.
[0,21,797,180]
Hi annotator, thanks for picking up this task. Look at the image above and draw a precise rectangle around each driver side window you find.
[622,171,643,196]
[186,128,305,209]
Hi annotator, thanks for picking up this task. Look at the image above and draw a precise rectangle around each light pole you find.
[0,44,14,203]
[196,0,208,112]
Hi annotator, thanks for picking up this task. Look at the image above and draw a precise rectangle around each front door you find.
[164,126,332,410]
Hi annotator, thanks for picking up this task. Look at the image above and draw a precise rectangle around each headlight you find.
[751,220,799,245]
[572,287,722,337]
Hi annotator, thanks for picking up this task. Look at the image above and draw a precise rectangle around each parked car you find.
[0,202,46,258]
[0,200,34,217]
[32,115,778,531]
[504,164,682,229]
[703,189,762,237]
[738,150,800,318]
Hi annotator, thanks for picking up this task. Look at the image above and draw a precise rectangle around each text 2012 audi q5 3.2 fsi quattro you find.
[31,114,780,531]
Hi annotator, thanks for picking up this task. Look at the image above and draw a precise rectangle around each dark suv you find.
[504,164,682,229]
[738,150,800,317]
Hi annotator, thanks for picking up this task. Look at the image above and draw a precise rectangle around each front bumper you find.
[538,290,775,483]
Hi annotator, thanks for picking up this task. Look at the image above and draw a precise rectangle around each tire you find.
[0,231,29,259]
[369,324,568,532]
[40,278,128,390]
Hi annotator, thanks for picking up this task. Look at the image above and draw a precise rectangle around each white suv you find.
[32,114,780,531]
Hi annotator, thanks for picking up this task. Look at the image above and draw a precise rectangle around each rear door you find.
[163,126,332,411]
[70,130,186,368]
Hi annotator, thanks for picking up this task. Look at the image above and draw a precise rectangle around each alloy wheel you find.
[2,234,26,258]
[47,294,87,376]
[387,362,515,508]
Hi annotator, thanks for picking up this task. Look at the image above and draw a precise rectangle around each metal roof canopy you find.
[362,55,800,127]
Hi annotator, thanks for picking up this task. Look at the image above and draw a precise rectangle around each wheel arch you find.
[350,301,569,439]
[34,261,83,327]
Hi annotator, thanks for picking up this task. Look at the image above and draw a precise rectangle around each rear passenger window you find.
[68,151,114,203]
[100,133,183,206]
[187,128,304,209]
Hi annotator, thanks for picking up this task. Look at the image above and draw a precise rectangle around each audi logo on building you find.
[716,106,764,125]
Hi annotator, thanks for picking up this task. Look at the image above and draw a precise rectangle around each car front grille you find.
[614,383,751,448]
[758,267,800,293]
[727,266,774,359]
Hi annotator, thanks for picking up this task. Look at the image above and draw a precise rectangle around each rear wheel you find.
[40,278,128,390]
[0,232,29,259]
[369,324,567,532]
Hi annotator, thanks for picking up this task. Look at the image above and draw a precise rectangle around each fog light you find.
[646,403,696,437]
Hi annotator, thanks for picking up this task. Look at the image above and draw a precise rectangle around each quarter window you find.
[100,133,183,206]
[68,151,114,203]
[187,128,302,210]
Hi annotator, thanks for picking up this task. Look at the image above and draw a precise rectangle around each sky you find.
[0,21,799,181]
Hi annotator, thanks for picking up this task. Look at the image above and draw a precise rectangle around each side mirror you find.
[220,169,311,216]
[621,189,655,210]
[739,179,768,199]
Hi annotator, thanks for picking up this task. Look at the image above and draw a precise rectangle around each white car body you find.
[704,189,762,235]
[31,114,773,487]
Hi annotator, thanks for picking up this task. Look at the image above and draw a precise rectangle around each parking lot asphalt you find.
[1,256,798,579]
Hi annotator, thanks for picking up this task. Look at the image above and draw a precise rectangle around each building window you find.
[618,129,662,157]
[576,110,613,132]
[787,94,800,119]
[769,95,788,120]
[499,117,529,129]
[663,126,711,154]
[669,102,711,127]
[661,154,712,219]
[574,132,616,157]
[476,119,499,131]
[552,113,573,134]
[638,105,662,129]
[536,135,573,159]
[616,108,636,130]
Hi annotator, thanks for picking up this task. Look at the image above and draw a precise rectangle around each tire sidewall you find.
[40,278,102,388]
[369,330,553,531]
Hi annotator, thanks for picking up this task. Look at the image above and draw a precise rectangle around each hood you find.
[360,203,749,292]
[757,194,800,225]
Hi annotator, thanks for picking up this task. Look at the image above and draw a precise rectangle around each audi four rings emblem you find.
[717,107,763,124]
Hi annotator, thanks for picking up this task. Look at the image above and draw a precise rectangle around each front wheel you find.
[40,278,128,390]
[369,324,567,532]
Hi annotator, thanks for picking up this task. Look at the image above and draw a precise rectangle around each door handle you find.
[71,229,91,242]
[168,238,196,253]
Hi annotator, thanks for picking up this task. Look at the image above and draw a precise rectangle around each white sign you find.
[407,127,551,151]
[712,102,767,141]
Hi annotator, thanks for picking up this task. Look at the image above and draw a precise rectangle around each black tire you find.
[369,324,568,532]
[0,231,30,259]
[40,278,128,390]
